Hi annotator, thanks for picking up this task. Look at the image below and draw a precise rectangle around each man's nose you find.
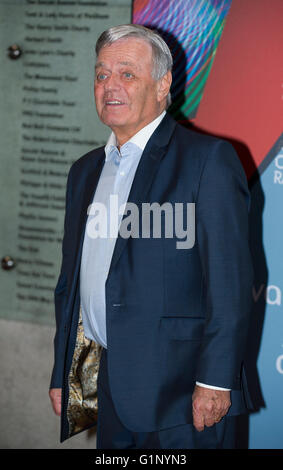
[104,73,121,90]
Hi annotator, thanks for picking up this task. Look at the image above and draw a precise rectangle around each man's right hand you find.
[49,388,62,416]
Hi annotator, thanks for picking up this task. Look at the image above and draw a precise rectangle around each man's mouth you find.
[105,99,125,106]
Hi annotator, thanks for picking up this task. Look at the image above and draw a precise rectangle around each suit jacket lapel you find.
[108,113,177,277]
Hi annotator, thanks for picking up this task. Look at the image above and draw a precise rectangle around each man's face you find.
[94,37,171,145]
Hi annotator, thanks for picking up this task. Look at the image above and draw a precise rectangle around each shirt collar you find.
[104,111,166,162]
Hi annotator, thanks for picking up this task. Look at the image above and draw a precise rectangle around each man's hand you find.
[192,385,231,432]
[49,388,62,416]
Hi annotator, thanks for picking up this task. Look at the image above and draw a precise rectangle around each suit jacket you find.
[50,113,254,442]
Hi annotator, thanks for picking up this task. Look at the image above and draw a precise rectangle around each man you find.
[49,24,253,449]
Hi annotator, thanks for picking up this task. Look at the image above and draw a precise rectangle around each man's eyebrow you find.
[95,62,107,70]
[95,61,139,70]
[118,61,139,69]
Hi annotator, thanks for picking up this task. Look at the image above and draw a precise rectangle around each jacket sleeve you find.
[49,166,73,389]
[195,140,254,389]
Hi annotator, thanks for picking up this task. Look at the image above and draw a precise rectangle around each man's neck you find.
[113,110,166,148]
[108,111,166,156]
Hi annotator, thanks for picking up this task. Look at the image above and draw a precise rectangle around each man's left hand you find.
[192,385,231,432]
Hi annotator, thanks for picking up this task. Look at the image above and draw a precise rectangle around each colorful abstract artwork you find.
[133,0,232,119]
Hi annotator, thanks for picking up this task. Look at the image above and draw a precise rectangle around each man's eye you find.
[123,72,134,79]
[97,73,107,81]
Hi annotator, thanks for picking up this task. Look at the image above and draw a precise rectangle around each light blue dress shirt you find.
[80,111,166,349]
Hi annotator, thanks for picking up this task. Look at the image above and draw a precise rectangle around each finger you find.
[202,400,219,425]
[53,403,61,416]
[202,402,223,427]
[193,411,205,432]
[203,415,216,428]
[51,396,61,416]
[211,399,228,421]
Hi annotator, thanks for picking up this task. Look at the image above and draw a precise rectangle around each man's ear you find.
[157,71,172,103]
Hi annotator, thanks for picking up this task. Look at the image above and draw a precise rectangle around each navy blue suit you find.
[50,113,253,444]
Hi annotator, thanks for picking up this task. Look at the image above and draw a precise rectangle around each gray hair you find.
[95,24,173,108]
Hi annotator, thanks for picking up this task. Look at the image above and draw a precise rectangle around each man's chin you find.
[100,116,128,129]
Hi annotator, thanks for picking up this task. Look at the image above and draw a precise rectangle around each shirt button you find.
[120,171,125,176]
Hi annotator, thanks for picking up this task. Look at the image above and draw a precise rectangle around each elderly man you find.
[49,24,253,449]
